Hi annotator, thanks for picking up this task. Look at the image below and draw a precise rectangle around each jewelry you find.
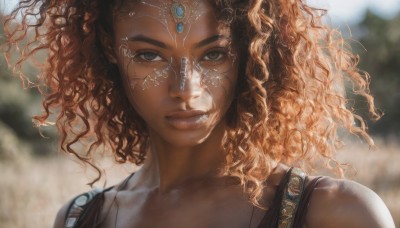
[278,168,306,228]
[137,0,202,38]
[171,1,187,34]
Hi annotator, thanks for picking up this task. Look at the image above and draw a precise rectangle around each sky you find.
[1,0,400,24]
[309,0,400,24]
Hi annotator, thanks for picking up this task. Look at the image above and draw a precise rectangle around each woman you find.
[4,0,395,227]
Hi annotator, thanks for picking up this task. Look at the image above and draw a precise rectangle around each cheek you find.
[116,67,162,120]
[196,53,239,102]
[205,69,238,112]
[207,68,237,98]
[117,43,173,91]
[127,92,160,130]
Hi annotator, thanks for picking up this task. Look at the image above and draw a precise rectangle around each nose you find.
[180,57,189,91]
[169,57,202,101]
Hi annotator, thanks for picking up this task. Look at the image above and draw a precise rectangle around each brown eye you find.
[137,51,162,61]
[203,50,226,61]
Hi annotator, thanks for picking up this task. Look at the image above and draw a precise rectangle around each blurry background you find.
[0,0,399,227]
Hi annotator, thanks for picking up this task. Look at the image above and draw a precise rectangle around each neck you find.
[136,124,227,193]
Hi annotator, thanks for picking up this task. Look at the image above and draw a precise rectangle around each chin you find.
[164,130,213,148]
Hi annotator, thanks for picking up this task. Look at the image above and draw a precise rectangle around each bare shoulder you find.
[305,176,395,228]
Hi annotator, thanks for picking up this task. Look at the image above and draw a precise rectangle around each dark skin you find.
[54,0,395,227]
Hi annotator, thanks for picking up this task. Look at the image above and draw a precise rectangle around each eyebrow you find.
[127,35,171,49]
[194,35,227,49]
[127,34,227,49]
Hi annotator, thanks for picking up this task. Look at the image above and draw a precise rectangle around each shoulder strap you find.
[64,188,103,228]
[63,172,135,228]
[277,167,306,228]
[292,176,324,227]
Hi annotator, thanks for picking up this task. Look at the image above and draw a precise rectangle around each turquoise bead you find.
[176,22,184,33]
[175,5,185,19]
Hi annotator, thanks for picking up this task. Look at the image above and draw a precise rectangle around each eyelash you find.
[134,50,164,62]
[201,48,229,63]
[126,47,229,64]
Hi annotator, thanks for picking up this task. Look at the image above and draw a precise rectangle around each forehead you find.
[115,0,210,20]
[113,0,229,45]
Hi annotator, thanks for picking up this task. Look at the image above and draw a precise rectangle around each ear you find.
[99,28,118,64]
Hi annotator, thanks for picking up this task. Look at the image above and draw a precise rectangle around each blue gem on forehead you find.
[176,22,184,33]
[171,3,186,34]
[172,3,185,19]
[175,5,185,18]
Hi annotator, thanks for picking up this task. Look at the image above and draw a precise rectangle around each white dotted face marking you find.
[116,1,237,92]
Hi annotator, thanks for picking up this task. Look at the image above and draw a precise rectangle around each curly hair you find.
[3,0,380,206]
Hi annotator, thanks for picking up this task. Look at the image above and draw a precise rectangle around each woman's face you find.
[112,0,238,147]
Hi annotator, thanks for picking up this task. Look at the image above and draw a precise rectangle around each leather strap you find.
[292,176,324,227]
[64,188,103,228]
[278,168,306,228]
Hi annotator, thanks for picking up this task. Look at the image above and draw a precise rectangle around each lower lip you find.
[165,114,209,130]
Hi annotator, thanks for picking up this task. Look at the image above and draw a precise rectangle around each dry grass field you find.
[0,138,399,227]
